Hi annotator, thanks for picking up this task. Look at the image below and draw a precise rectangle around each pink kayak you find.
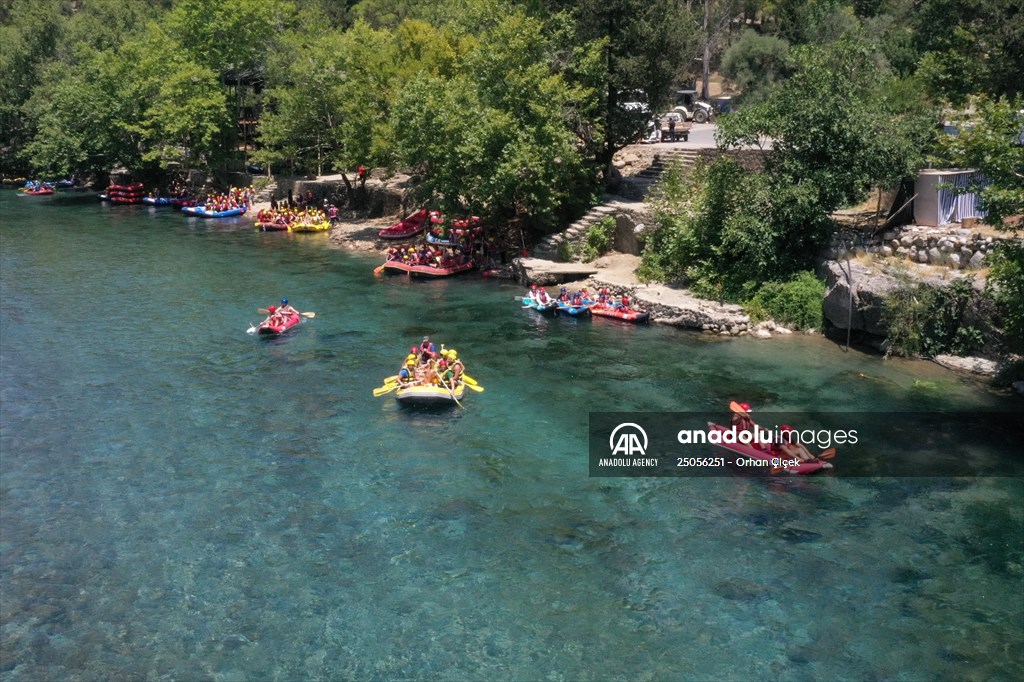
[706,423,833,475]
[258,312,302,336]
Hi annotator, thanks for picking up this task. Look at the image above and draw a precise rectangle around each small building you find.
[914,169,987,226]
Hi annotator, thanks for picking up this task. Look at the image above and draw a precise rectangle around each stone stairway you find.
[531,150,703,261]
[532,203,620,260]
[619,149,702,200]
[252,178,278,204]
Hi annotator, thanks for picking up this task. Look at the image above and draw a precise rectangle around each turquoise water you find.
[1,191,1022,680]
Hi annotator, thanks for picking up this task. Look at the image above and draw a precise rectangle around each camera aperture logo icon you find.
[609,423,648,456]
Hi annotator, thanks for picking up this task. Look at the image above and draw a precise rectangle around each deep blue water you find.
[1,190,1022,680]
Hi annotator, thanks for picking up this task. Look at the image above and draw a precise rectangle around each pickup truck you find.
[643,114,691,142]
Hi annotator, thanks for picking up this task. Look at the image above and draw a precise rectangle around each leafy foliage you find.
[986,242,1024,355]
[579,215,615,262]
[930,95,1024,228]
[912,0,1024,103]
[883,277,992,357]
[720,29,791,106]
[744,271,825,330]
[390,9,601,229]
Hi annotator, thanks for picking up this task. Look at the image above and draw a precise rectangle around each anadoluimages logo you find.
[609,423,648,456]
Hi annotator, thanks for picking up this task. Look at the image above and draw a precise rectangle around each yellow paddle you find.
[373,383,400,397]
[462,374,480,386]
[462,382,484,393]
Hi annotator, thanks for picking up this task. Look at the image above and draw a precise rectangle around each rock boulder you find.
[821,260,901,336]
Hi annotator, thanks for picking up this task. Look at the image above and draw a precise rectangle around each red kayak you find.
[379,209,429,240]
[589,304,650,322]
[706,423,833,475]
[258,312,302,336]
[22,188,54,195]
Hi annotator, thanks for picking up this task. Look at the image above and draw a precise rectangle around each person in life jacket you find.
[420,336,436,357]
[570,291,583,306]
[730,403,766,450]
[776,424,815,461]
[557,287,570,303]
[447,350,465,387]
[278,299,299,317]
[265,305,284,327]
[731,403,755,432]
[398,355,418,385]
[597,288,610,305]
[527,283,539,300]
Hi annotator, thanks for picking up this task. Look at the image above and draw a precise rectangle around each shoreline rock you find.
[931,355,999,377]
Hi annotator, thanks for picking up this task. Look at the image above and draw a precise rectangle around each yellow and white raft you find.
[394,382,467,405]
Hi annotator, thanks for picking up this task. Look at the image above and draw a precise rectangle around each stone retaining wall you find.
[830,225,1016,269]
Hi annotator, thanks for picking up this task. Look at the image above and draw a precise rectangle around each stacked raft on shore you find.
[102,183,145,204]
[379,210,429,240]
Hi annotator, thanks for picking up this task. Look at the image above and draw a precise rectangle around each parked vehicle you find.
[673,89,715,124]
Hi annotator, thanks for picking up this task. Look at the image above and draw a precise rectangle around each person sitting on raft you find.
[398,355,418,385]
[557,287,570,303]
[731,402,770,451]
[596,288,610,305]
[416,353,438,385]
[420,336,437,358]
[443,349,465,389]
[265,305,285,327]
[278,298,299,317]
[775,424,816,462]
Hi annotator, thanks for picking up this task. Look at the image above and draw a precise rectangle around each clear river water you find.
[1,190,1022,680]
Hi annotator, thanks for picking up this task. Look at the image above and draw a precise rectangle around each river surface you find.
[1,191,1022,681]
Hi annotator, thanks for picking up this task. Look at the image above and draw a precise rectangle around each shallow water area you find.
[1,190,1022,680]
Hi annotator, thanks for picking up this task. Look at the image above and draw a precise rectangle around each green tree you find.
[391,9,601,229]
[546,0,697,167]
[720,29,791,105]
[123,27,230,169]
[166,0,296,81]
[642,39,934,299]
[930,95,1024,356]
[930,95,1024,228]
[0,0,65,174]
[913,0,1024,102]
[23,49,143,177]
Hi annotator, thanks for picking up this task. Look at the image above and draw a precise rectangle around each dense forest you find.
[2,0,1022,350]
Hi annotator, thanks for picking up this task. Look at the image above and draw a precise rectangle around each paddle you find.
[373,264,386,275]
[373,383,400,397]
[246,322,258,334]
[462,374,479,386]
[442,380,465,409]
[462,382,484,393]
[729,400,748,414]
[258,309,315,318]
[818,448,836,460]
